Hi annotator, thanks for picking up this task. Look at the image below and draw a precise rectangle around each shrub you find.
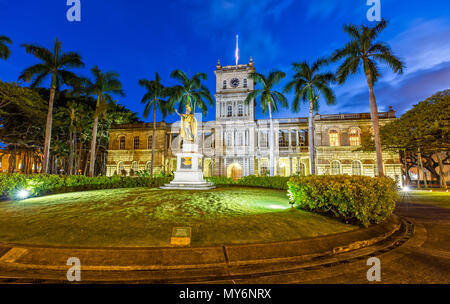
[0,173,172,200]
[205,176,236,186]
[236,175,290,190]
[205,175,290,190]
[287,175,399,227]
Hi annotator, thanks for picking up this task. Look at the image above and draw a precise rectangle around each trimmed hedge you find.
[206,175,290,190]
[287,175,399,227]
[0,174,172,200]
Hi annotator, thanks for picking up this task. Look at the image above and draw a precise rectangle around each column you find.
[289,157,293,176]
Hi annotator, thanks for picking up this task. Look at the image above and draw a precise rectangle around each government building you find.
[106,59,402,181]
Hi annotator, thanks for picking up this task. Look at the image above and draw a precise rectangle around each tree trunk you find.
[364,68,384,177]
[436,153,448,189]
[151,99,156,177]
[418,149,428,188]
[267,98,275,177]
[89,96,101,177]
[68,125,74,176]
[308,96,315,175]
[42,74,57,174]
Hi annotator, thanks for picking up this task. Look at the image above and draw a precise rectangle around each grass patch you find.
[400,190,450,209]
[0,187,356,247]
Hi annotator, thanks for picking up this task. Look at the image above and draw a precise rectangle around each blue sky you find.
[1,0,449,123]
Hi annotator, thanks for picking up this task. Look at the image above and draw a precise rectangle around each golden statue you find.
[176,103,197,142]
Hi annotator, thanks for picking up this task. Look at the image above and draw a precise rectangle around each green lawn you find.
[0,187,356,247]
[400,190,450,209]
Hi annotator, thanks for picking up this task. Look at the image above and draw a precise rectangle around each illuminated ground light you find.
[17,189,30,200]
[267,204,288,210]
[402,186,410,192]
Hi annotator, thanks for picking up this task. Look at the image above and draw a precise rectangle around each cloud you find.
[389,18,450,77]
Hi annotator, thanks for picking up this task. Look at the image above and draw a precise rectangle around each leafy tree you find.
[80,66,125,177]
[0,35,12,61]
[0,81,47,173]
[19,38,84,173]
[139,72,170,177]
[284,59,336,175]
[168,69,214,115]
[331,19,405,177]
[360,90,450,187]
[245,71,288,176]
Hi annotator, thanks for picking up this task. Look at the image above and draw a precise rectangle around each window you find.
[291,130,297,146]
[147,135,153,149]
[297,162,306,176]
[238,104,244,117]
[331,160,341,175]
[119,136,125,150]
[349,128,361,146]
[223,80,227,89]
[260,132,268,147]
[352,160,362,176]
[133,136,140,149]
[146,161,152,170]
[227,105,233,117]
[132,161,138,171]
[243,78,248,88]
[238,132,243,146]
[329,130,340,147]
[298,130,306,146]
[226,132,232,146]
[279,130,289,147]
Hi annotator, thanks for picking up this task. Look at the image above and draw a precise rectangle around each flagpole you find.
[235,34,239,65]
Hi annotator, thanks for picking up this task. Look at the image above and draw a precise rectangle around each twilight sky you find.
[0,0,449,123]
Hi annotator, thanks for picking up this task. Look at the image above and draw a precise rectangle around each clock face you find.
[230,78,240,88]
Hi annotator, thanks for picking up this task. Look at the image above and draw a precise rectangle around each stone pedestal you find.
[161,143,216,190]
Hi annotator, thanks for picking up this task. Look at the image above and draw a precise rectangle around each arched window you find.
[227,105,233,117]
[329,129,340,147]
[133,136,140,149]
[238,132,243,146]
[226,132,232,146]
[298,162,306,176]
[132,161,138,171]
[119,136,126,150]
[331,160,341,175]
[349,128,361,146]
[223,80,227,89]
[352,160,362,175]
[238,104,244,117]
[147,135,153,149]
[146,161,152,170]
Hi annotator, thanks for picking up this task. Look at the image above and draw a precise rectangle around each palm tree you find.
[331,19,405,177]
[284,59,336,175]
[0,35,12,60]
[138,73,170,177]
[168,70,214,115]
[82,66,125,177]
[19,38,84,173]
[245,71,288,176]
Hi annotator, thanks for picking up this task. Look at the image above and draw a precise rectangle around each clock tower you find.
[214,57,256,122]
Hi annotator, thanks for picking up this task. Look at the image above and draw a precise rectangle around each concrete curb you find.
[0,215,402,272]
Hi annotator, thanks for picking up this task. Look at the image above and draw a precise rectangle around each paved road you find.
[229,196,450,284]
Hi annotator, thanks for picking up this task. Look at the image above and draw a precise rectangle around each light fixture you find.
[17,189,30,200]
[402,186,410,192]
